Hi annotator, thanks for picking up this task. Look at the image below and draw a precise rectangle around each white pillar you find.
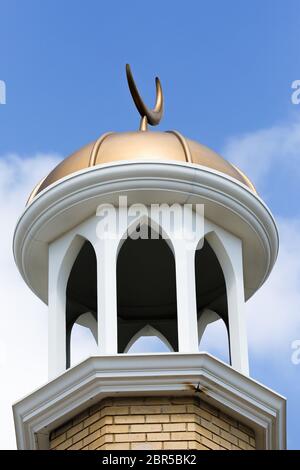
[207,229,249,375]
[48,236,84,379]
[94,239,118,355]
[226,241,249,375]
[48,243,67,379]
[174,242,199,353]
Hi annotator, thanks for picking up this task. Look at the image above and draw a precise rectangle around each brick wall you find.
[50,396,256,450]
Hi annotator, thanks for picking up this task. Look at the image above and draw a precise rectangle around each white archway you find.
[70,313,98,366]
[125,325,173,354]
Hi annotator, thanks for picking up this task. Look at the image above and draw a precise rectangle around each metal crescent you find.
[126,64,163,126]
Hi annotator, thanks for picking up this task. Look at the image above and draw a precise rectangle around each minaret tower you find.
[13,66,286,450]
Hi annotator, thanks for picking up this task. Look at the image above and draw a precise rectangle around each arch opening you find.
[66,240,98,368]
[117,224,178,354]
[195,238,230,364]
[126,325,173,354]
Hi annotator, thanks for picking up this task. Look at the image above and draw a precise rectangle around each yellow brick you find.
[72,410,89,426]
[55,437,73,450]
[82,430,101,446]
[51,421,72,439]
[131,423,162,433]
[189,405,212,422]
[72,427,89,444]
[161,405,186,414]
[238,439,254,450]
[105,443,131,450]
[171,397,195,404]
[239,422,255,437]
[193,442,210,450]
[143,397,174,405]
[115,433,146,443]
[170,413,194,423]
[250,437,255,447]
[115,415,145,424]
[187,422,212,440]
[219,411,238,427]
[171,431,196,441]
[101,406,129,416]
[130,405,161,415]
[102,424,129,434]
[116,397,145,405]
[212,434,232,450]
[220,429,238,445]
[66,422,83,439]
[90,416,112,433]
[88,434,113,450]
[68,440,84,450]
[201,436,220,450]
[199,400,218,417]
[230,426,250,443]
[200,417,220,435]
[211,415,230,431]
[131,442,163,450]
[146,414,169,423]
[147,432,170,442]
[50,433,67,449]
[164,441,189,450]
[163,423,186,432]
[83,412,100,428]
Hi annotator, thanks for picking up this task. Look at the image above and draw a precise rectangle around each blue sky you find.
[0,0,300,449]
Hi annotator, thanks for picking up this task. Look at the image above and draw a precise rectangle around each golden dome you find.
[28,130,255,204]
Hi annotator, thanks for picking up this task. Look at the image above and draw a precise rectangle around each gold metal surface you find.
[26,64,256,204]
[167,130,192,163]
[89,132,113,167]
[126,64,163,130]
[27,131,256,203]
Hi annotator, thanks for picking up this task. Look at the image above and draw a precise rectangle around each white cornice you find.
[13,161,278,303]
[13,353,286,450]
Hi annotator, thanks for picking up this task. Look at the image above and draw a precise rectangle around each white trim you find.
[13,161,278,305]
[13,353,286,450]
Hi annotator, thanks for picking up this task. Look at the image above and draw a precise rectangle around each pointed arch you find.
[66,239,98,368]
[124,325,173,353]
[70,313,98,366]
[198,310,230,364]
[117,212,175,257]
[117,219,178,354]
[194,231,230,363]
[56,234,87,297]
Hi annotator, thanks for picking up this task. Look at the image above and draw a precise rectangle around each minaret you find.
[13,65,286,450]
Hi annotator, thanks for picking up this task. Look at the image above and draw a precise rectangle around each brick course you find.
[50,396,256,450]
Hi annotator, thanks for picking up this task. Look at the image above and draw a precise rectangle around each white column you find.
[174,242,199,353]
[94,239,118,355]
[48,243,66,380]
[48,235,84,379]
[226,242,249,375]
[208,229,249,375]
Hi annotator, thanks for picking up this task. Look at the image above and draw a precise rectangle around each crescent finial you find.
[126,64,164,131]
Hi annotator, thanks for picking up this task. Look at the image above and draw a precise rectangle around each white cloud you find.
[223,117,300,188]
[221,119,300,359]
[0,153,61,449]
[1,133,300,449]
[246,216,300,356]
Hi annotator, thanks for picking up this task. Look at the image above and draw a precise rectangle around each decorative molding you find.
[13,161,278,304]
[13,353,286,450]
